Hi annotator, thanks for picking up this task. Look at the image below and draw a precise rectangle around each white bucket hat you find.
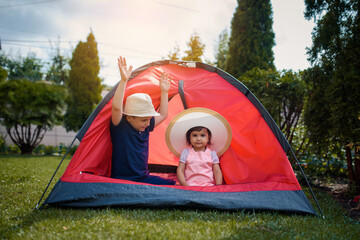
[123,93,160,117]
[165,107,232,157]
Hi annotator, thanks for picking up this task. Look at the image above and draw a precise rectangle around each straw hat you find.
[123,93,160,117]
[165,107,232,157]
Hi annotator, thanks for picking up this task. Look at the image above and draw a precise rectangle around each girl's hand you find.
[176,162,190,186]
[118,56,133,82]
[159,71,171,92]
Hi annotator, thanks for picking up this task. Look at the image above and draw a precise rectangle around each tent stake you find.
[289,147,325,219]
[35,137,77,210]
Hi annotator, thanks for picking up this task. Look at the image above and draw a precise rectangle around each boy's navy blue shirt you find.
[110,117,155,181]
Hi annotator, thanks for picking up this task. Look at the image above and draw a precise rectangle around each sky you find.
[0,0,316,86]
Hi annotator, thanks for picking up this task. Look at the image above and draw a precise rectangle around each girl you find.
[176,126,223,186]
[165,107,232,187]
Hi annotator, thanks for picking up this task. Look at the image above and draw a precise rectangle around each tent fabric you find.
[45,181,314,214]
[42,60,317,215]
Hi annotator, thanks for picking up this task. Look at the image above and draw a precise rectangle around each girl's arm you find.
[177,162,190,186]
[213,163,223,185]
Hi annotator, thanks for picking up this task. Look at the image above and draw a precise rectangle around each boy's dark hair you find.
[186,126,212,146]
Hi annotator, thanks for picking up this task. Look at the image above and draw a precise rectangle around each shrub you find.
[69,145,78,156]
[297,154,348,183]
[7,144,21,154]
[57,143,68,156]
[60,147,67,155]
[0,134,5,154]
[44,145,57,156]
[33,144,45,155]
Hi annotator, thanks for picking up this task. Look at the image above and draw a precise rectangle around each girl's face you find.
[189,128,209,152]
[127,116,151,132]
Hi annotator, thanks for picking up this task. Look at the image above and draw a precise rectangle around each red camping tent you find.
[39,60,322,216]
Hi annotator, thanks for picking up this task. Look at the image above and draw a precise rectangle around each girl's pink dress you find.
[179,147,219,186]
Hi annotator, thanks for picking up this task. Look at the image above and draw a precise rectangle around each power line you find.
[2,39,161,56]
[156,1,201,14]
[2,38,164,58]
[2,42,54,50]
[98,42,161,57]
[0,25,48,37]
[155,0,228,18]
[0,0,62,9]
[0,25,74,42]
[1,39,77,43]
[1,42,160,64]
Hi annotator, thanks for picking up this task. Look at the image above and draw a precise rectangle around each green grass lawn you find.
[1,155,359,239]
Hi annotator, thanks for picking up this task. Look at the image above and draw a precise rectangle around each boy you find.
[110,56,175,185]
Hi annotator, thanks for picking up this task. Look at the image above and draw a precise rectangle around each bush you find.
[60,147,67,155]
[44,145,57,156]
[33,144,45,155]
[69,145,78,156]
[1,140,75,156]
[298,154,348,182]
[6,144,21,154]
[57,143,69,156]
[0,134,5,154]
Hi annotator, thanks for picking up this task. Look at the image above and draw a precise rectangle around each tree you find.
[3,53,43,81]
[0,79,66,154]
[0,66,7,83]
[226,0,275,78]
[46,44,69,85]
[304,0,360,190]
[182,31,205,62]
[241,68,309,160]
[0,54,8,82]
[64,32,102,132]
[167,42,181,60]
[214,28,229,69]
[302,66,333,153]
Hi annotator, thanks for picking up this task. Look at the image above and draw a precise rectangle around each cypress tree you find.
[215,29,229,70]
[226,0,275,78]
[64,32,102,132]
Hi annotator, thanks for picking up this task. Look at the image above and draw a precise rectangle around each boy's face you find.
[127,116,151,132]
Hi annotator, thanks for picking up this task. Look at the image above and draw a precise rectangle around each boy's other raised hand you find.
[118,56,133,82]
[160,71,171,92]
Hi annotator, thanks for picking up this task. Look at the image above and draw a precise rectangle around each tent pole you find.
[289,147,325,219]
[35,137,77,210]
[178,80,188,109]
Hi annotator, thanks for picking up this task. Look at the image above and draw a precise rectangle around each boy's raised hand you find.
[160,71,171,92]
[118,56,133,82]
[155,71,172,127]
